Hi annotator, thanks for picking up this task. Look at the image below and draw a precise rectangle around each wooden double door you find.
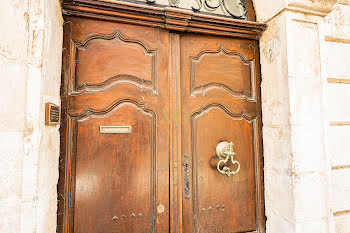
[59,16,264,233]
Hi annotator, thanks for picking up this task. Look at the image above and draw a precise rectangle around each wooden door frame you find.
[57,1,266,232]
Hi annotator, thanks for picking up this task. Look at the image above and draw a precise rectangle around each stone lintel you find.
[254,0,338,23]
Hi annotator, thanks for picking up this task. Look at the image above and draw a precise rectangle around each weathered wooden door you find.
[58,3,265,233]
[59,18,171,233]
[177,33,264,233]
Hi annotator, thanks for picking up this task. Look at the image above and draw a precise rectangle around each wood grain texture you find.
[58,3,265,233]
[58,18,171,233]
[169,33,183,233]
[74,100,156,233]
[179,33,265,233]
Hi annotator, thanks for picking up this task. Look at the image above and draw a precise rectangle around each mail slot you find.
[99,126,132,134]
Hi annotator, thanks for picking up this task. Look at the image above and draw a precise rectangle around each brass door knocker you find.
[216,141,240,177]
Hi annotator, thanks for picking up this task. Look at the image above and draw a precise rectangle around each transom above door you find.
[58,1,265,233]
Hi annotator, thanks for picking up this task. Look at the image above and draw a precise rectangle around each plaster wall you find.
[0,0,349,232]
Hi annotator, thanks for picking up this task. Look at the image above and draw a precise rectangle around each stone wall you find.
[324,2,350,232]
[254,0,350,232]
[0,0,349,232]
[0,0,62,232]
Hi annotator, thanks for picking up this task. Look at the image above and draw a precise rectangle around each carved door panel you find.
[59,17,170,233]
[178,33,265,233]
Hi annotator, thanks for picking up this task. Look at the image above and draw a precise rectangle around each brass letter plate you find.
[99,126,132,134]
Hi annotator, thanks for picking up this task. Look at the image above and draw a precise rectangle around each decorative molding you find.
[62,1,266,40]
[192,0,248,20]
[190,45,256,101]
[130,0,248,19]
[69,98,154,121]
[73,74,156,95]
[287,0,338,16]
[71,29,158,95]
[191,103,256,122]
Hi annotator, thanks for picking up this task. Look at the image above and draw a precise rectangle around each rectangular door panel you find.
[74,104,156,233]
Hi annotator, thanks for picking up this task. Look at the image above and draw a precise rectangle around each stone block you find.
[326,125,350,167]
[266,212,295,233]
[287,17,321,80]
[288,78,323,126]
[260,13,291,127]
[20,201,37,233]
[265,167,295,220]
[295,219,329,233]
[0,203,21,233]
[36,189,58,233]
[294,172,329,221]
[0,131,23,203]
[287,0,338,15]
[326,84,350,122]
[37,127,59,196]
[263,125,292,172]
[325,3,350,42]
[0,0,29,64]
[0,63,27,131]
[325,41,350,80]
[290,125,326,172]
[253,0,287,23]
[332,169,350,212]
[335,213,350,233]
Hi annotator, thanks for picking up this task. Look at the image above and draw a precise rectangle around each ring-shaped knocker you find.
[216,141,240,177]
